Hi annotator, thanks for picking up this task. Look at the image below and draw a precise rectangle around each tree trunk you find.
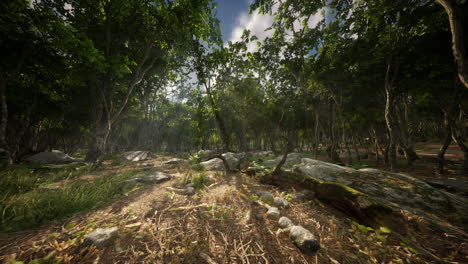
[272,132,293,176]
[204,82,231,152]
[384,62,399,170]
[397,100,419,165]
[452,111,468,175]
[0,75,11,166]
[436,0,468,88]
[327,100,341,162]
[437,113,452,174]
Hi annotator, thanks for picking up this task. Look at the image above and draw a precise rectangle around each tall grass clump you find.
[0,163,93,198]
[0,170,138,232]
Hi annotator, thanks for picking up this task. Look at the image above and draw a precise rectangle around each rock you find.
[200,158,224,171]
[266,206,280,219]
[25,151,75,165]
[257,191,274,204]
[423,178,468,195]
[288,158,468,235]
[293,190,315,202]
[279,217,294,228]
[233,152,247,160]
[273,197,289,208]
[289,225,320,255]
[221,152,240,169]
[83,227,119,248]
[164,158,189,166]
[197,149,215,158]
[261,153,303,168]
[136,172,171,183]
[185,187,195,195]
[123,151,155,162]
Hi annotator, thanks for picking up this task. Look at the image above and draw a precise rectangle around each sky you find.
[214,0,252,42]
[214,0,324,51]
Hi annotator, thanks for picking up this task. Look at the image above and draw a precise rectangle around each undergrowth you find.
[0,163,93,197]
[0,169,140,232]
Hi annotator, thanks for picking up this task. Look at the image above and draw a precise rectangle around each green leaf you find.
[400,236,410,245]
[376,234,387,242]
[379,226,391,234]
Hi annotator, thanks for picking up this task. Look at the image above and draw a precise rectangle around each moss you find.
[317,182,365,198]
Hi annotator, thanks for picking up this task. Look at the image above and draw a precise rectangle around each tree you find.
[436,0,468,88]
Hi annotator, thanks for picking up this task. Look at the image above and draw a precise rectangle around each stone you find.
[136,172,171,183]
[83,227,119,248]
[289,225,320,255]
[200,158,224,171]
[164,158,189,166]
[289,158,467,235]
[293,190,315,202]
[278,217,294,228]
[266,206,280,219]
[123,151,155,162]
[257,191,274,204]
[221,152,240,169]
[261,153,303,168]
[25,151,75,165]
[273,197,289,208]
[423,178,468,195]
[197,149,215,158]
[185,187,195,195]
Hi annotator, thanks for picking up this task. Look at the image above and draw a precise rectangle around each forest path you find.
[0,157,464,263]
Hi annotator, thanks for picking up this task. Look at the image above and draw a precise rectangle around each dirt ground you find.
[0,155,466,264]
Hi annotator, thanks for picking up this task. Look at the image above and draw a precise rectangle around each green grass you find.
[0,162,93,198]
[0,167,140,232]
[192,172,206,190]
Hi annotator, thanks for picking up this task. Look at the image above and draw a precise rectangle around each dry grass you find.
[0,157,466,264]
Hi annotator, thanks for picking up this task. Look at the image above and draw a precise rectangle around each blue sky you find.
[213,0,324,50]
[214,0,251,41]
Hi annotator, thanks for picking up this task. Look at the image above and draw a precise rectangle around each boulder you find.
[289,158,467,234]
[273,197,289,208]
[261,153,303,168]
[136,172,171,183]
[279,217,294,228]
[423,178,468,195]
[221,152,240,169]
[25,151,75,165]
[83,227,119,248]
[289,225,320,255]
[266,206,280,219]
[200,158,224,171]
[123,151,155,162]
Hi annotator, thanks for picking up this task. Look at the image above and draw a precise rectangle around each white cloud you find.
[228,4,324,52]
[229,7,276,51]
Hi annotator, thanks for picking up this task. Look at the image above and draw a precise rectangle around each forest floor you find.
[0,148,466,264]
